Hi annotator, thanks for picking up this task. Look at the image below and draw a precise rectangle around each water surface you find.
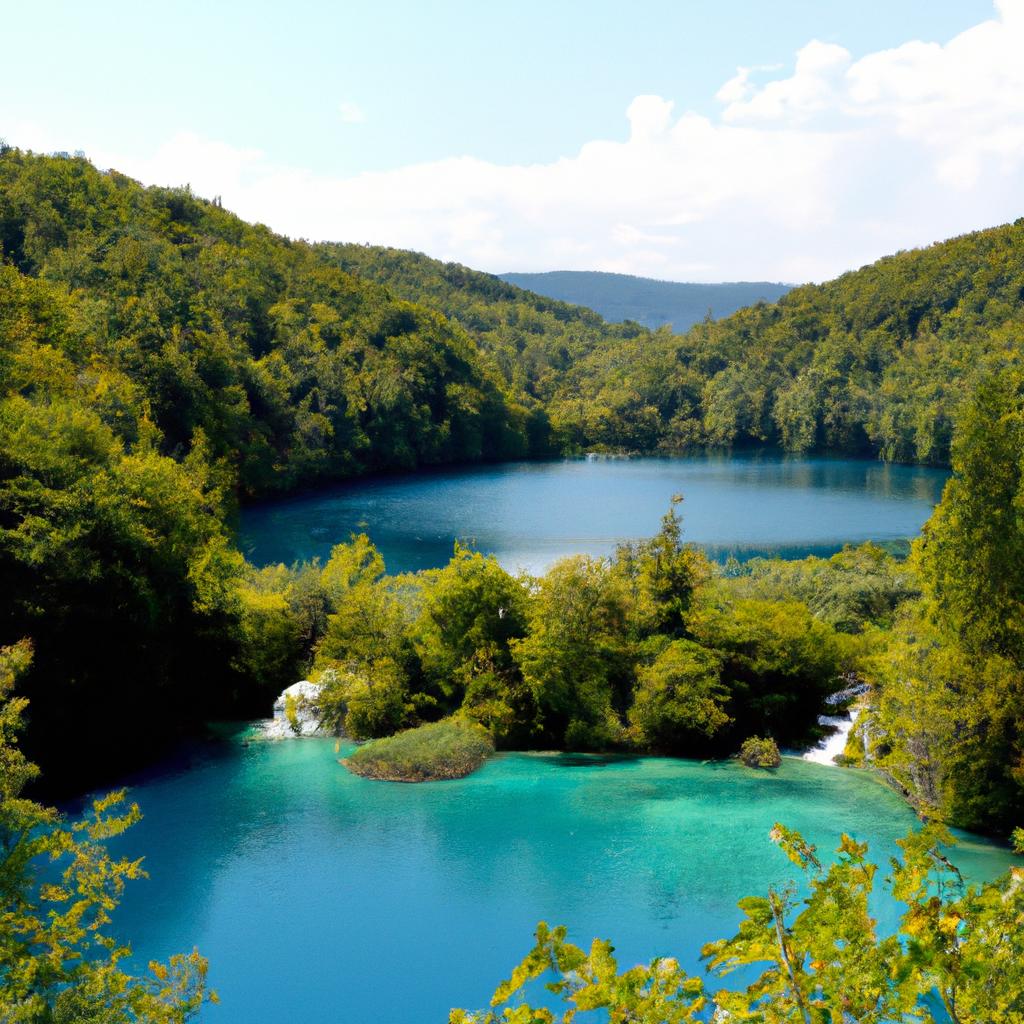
[239,454,948,573]
[107,740,1011,1024]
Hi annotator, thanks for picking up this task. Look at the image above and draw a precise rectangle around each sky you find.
[3,0,1023,283]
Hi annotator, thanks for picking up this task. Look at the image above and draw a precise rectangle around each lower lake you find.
[105,740,1012,1024]
[238,453,949,573]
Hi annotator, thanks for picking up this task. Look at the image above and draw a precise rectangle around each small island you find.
[342,720,495,782]
[739,736,782,769]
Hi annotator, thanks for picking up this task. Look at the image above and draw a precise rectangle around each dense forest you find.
[499,270,791,330]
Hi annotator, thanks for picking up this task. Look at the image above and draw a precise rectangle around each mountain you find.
[499,270,792,330]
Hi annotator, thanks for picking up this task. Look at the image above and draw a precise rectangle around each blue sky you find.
[4,1,1022,281]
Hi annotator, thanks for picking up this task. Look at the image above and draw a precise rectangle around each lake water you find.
[238,454,949,573]
[106,739,1012,1024]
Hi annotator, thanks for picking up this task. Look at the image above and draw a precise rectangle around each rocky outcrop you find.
[260,680,327,739]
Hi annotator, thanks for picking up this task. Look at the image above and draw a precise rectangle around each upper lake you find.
[238,453,950,573]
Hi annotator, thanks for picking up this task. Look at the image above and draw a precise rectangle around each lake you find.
[106,739,1012,1024]
[238,453,949,573]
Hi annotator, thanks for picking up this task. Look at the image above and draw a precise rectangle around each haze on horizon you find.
[3,0,1024,284]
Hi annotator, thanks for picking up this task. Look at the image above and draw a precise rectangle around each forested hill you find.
[499,270,792,330]
[0,149,545,500]
[323,242,648,413]
[326,222,1024,464]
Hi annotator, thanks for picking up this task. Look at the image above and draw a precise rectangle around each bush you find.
[343,719,494,782]
[739,735,781,769]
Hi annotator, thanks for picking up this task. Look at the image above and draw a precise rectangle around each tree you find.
[613,496,709,639]
[413,545,528,701]
[452,825,1024,1023]
[689,593,845,745]
[511,556,630,748]
[628,640,729,753]
[916,368,1024,664]
[0,641,214,1022]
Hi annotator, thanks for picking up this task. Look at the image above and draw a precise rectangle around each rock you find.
[260,680,326,739]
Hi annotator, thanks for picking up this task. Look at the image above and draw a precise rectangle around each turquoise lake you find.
[106,741,1013,1024]
[238,453,949,573]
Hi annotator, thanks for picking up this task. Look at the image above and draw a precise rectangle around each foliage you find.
[510,555,632,750]
[317,662,409,740]
[453,825,1024,1023]
[690,591,847,747]
[863,369,1024,832]
[449,922,706,1024]
[627,640,729,752]
[739,735,782,769]
[727,543,920,633]
[0,641,214,1022]
[302,515,850,765]
[343,718,494,782]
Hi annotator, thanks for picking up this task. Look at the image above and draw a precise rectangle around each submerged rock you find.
[260,680,326,739]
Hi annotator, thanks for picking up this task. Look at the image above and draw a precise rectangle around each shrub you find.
[739,735,781,769]
[343,719,494,782]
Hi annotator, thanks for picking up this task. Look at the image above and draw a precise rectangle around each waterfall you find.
[802,712,855,766]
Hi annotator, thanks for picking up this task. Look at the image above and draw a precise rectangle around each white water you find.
[802,713,855,766]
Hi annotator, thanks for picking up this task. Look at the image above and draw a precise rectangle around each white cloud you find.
[337,100,366,124]
[85,0,1024,283]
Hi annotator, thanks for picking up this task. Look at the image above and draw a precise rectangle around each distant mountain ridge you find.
[499,270,793,330]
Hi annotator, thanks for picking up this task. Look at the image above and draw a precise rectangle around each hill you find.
[0,148,548,787]
[326,224,1024,464]
[499,270,792,330]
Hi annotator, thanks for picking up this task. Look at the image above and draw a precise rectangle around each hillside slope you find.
[543,221,1024,463]
[323,243,647,412]
[500,270,791,330]
[326,225,1024,464]
[0,149,544,787]
[0,149,540,501]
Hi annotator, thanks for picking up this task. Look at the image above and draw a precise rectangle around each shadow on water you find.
[548,752,644,769]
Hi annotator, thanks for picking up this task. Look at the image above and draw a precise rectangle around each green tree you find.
[511,556,630,748]
[689,593,846,745]
[413,545,528,700]
[627,640,729,753]
[0,641,214,1022]
[453,825,1024,1023]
